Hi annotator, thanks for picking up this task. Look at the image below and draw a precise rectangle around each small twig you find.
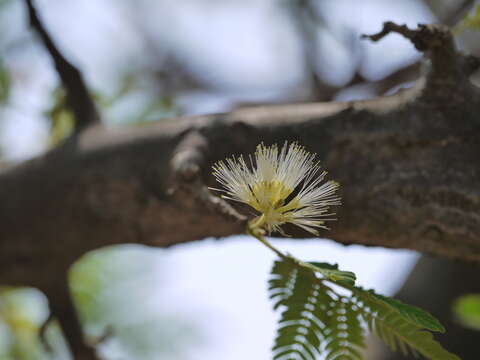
[170,130,208,183]
[344,62,421,96]
[39,313,54,354]
[362,20,480,79]
[46,277,99,359]
[85,326,114,348]
[361,22,439,52]
[362,22,417,43]
[169,130,247,224]
[24,0,99,132]
[350,1,476,96]
[362,22,480,89]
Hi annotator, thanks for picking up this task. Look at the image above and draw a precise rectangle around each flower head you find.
[212,142,340,235]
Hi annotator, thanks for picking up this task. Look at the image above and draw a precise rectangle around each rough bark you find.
[3,21,480,358]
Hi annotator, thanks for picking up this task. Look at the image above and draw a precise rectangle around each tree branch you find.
[24,0,99,132]
[357,0,477,95]
[43,277,99,359]
[364,23,478,92]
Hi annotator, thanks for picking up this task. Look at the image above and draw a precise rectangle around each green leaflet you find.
[270,259,363,360]
[269,258,298,310]
[287,257,356,286]
[269,257,459,360]
[361,290,445,332]
[304,261,356,286]
[323,300,365,360]
[357,299,460,360]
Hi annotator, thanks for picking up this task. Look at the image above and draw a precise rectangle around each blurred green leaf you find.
[95,71,180,125]
[454,4,480,34]
[269,257,455,360]
[0,60,10,104]
[0,287,50,360]
[453,294,480,330]
[69,245,200,358]
[45,87,74,146]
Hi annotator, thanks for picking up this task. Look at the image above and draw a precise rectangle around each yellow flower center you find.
[248,180,293,213]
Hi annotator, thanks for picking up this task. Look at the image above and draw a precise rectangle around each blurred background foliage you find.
[453,294,480,331]
[1,246,201,359]
[69,246,200,360]
[0,287,50,359]
[1,0,480,359]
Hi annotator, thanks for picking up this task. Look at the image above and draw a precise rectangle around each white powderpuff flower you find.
[212,142,340,235]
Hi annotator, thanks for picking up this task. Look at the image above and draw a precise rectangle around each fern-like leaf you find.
[353,289,459,360]
[365,290,444,332]
[269,258,298,310]
[270,259,364,360]
[270,259,332,360]
[269,258,459,360]
[323,299,365,360]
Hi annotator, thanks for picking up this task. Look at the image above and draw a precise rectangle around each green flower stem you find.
[247,217,351,289]
[247,219,287,260]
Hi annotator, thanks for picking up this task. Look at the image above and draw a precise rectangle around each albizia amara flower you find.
[212,142,340,235]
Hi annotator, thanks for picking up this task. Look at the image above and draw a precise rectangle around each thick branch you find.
[24,0,99,132]
[1,24,480,292]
